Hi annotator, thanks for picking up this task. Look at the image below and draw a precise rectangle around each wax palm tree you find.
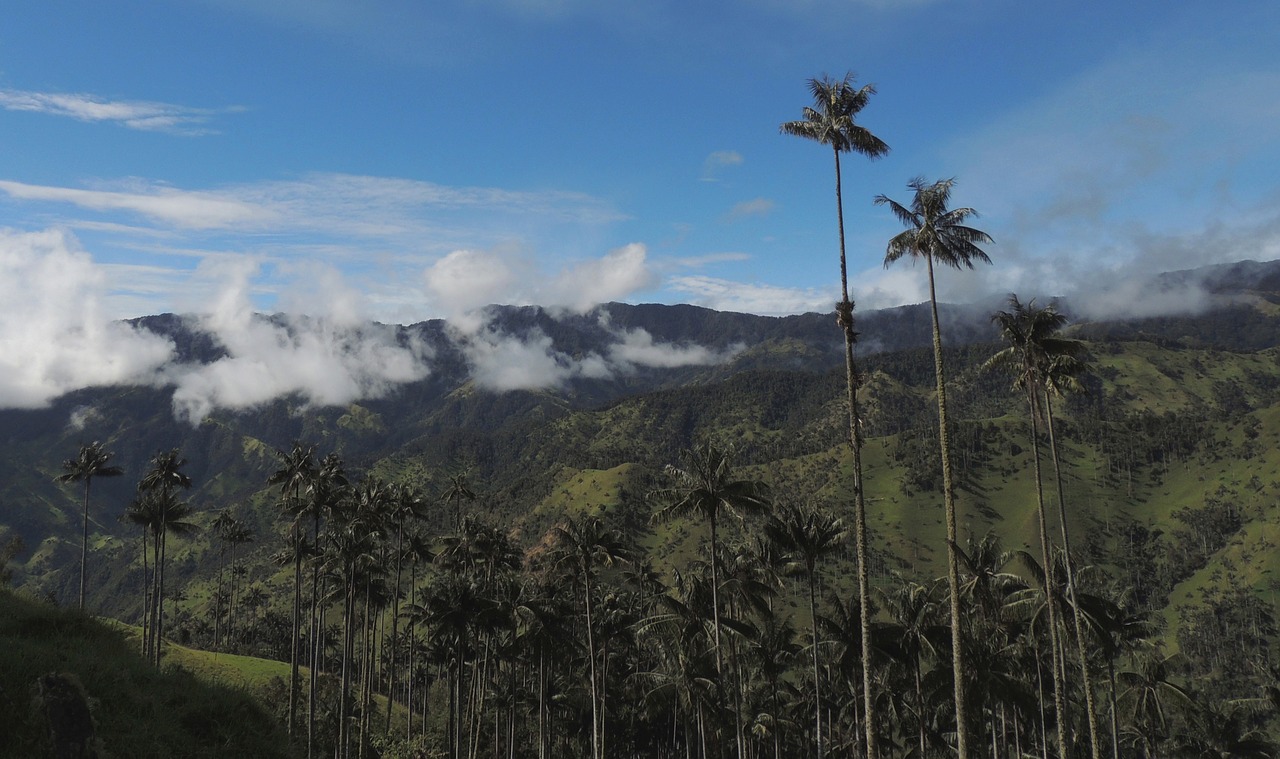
[269,440,318,740]
[984,296,1076,759]
[1118,651,1193,758]
[766,502,848,759]
[137,448,192,664]
[306,452,347,758]
[549,515,631,759]
[782,73,888,759]
[876,176,992,757]
[876,577,947,759]
[133,487,197,664]
[384,482,426,732]
[442,470,477,529]
[986,294,1102,758]
[1091,592,1157,759]
[57,441,124,611]
[652,442,770,686]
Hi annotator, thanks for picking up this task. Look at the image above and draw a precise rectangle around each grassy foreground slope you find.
[0,588,290,758]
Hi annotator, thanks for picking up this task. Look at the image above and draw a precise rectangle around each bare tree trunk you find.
[926,255,970,758]
[1045,396,1103,759]
[1026,387,1070,759]
[78,480,92,611]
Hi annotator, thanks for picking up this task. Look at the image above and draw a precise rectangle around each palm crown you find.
[876,176,993,270]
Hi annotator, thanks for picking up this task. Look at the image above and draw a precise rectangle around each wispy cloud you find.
[0,180,277,229]
[667,275,830,315]
[0,173,624,235]
[701,150,744,182]
[672,252,753,268]
[0,89,241,135]
[724,198,775,221]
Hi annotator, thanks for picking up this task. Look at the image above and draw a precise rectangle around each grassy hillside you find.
[0,589,290,758]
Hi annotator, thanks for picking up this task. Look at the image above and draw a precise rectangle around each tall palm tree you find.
[133,487,196,664]
[269,440,318,740]
[986,294,1102,758]
[306,452,347,759]
[57,441,124,611]
[782,74,888,759]
[442,471,477,530]
[652,442,770,679]
[766,503,848,759]
[137,448,192,664]
[652,441,770,758]
[876,176,992,758]
[984,295,1074,759]
[1117,651,1193,758]
[549,515,632,759]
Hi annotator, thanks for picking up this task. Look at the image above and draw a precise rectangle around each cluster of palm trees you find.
[57,443,204,666]
[227,433,1270,759]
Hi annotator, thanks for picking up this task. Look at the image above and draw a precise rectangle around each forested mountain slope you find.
[3,259,1280,757]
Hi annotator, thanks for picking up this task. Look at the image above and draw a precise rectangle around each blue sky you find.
[0,1,1278,415]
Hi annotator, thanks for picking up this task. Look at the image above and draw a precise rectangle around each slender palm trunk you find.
[584,572,601,759]
[709,513,723,678]
[1026,387,1069,759]
[925,255,970,757]
[808,567,822,759]
[157,524,168,665]
[1107,661,1120,759]
[139,529,150,656]
[79,479,92,611]
[387,523,404,733]
[1046,396,1103,759]
[832,145,878,759]
[290,520,303,739]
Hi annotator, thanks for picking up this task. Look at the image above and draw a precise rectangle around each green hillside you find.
[0,589,289,758]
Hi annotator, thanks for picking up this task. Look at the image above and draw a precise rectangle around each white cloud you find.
[724,198,775,221]
[668,275,831,315]
[166,257,432,424]
[605,322,740,369]
[454,324,584,391]
[0,89,239,135]
[452,311,737,392]
[542,243,657,312]
[425,242,657,321]
[0,173,623,237]
[0,180,276,230]
[0,228,175,407]
[702,150,744,181]
[424,249,525,321]
[672,252,753,268]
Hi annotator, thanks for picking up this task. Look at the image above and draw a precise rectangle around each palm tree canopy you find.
[57,441,124,485]
[139,449,192,495]
[764,502,847,575]
[268,441,317,513]
[875,176,993,270]
[550,515,631,580]
[983,294,1086,395]
[780,72,889,159]
[651,441,771,527]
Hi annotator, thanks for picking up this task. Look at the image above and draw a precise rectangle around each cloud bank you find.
[0,228,174,408]
[0,228,736,421]
[166,257,434,424]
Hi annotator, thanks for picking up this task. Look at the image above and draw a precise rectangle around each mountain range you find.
[2,257,1279,641]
